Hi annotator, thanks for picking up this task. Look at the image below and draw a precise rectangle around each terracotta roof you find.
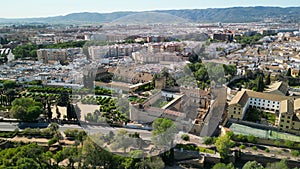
[266,81,288,95]
[280,99,294,114]
[228,90,248,106]
[229,89,290,106]
[294,98,300,110]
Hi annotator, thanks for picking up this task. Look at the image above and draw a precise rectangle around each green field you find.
[228,123,300,142]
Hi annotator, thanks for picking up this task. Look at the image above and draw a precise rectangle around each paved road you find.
[60,124,152,140]
[0,122,152,140]
[0,122,19,131]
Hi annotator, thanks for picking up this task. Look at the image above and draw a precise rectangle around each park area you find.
[228,123,300,142]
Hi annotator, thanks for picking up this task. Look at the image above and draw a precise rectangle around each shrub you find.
[247,135,258,143]
[48,136,59,146]
[239,144,246,149]
[285,140,294,148]
[203,137,214,145]
[236,134,246,142]
[274,140,281,147]
[291,150,299,157]
[252,146,257,151]
[265,148,270,153]
[181,134,190,141]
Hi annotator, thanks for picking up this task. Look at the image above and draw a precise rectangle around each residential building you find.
[228,89,300,135]
[37,49,67,63]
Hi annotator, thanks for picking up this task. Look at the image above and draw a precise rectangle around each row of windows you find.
[233,111,241,114]
[249,101,279,108]
[250,98,278,104]
[233,107,241,110]
[281,119,291,123]
[280,125,290,129]
[281,115,291,119]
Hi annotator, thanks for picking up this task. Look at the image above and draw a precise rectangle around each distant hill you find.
[0,6,299,24]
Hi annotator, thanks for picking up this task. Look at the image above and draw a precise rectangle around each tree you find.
[111,129,135,153]
[247,135,258,143]
[212,163,234,169]
[140,156,165,169]
[82,136,113,168]
[3,80,16,89]
[48,136,59,147]
[285,140,294,148]
[181,134,190,141]
[243,161,264,169]
[47,100,52,119]
[203,137,215,145]
[266,159,289,169]
[286,68,292,76]
[57,91,69,107]
[265,73,271,85]
[215,135,234,159]
[56,106,61,119]
[10,98,43,121]
[256,74,264,92]
[67,103,79,121]
[152,118,177,148]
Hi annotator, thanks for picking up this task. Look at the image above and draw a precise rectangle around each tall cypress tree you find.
[47,100,52,120]
[286,68,292,76]
[256,74,264,92]
[265,73,271,85]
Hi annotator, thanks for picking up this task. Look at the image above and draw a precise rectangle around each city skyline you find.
[1,0,300,18]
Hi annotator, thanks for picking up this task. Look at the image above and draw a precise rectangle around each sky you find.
[1,0,300,18]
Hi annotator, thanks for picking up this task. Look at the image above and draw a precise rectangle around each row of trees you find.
[13,41,86,59]
[183,62,237,89]
[0,138,165,169]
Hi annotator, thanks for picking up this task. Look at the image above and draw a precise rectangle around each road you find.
[0,122,19,131]
[0,122,152,140]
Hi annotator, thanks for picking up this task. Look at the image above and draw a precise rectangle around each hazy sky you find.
[2,0,300,18]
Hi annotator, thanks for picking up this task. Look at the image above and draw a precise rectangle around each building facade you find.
[228,89,300,134]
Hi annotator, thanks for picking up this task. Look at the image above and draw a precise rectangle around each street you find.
[0,122,152,140]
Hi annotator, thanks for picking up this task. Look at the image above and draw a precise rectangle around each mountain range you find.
[0,6,299,24]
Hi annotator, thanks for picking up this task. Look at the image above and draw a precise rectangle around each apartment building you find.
[228,89,300,134]
[37,49,67,63]
[88,44,143,60]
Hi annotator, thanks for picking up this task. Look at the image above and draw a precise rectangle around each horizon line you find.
[1,5,299,19]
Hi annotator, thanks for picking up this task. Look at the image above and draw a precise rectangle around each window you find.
[234,107,236,110]
[287,120,290,123]
[286,126,289,129]
[268,101,270,103]
[281,120,284,122]
[231,115,233,118]
[239,108,241,110]
[282,115,285,118]
[238,112,240,114]
[268,104,270,107]
[234,111,236,114]
[280,125,283,127]
[288,116,291,119]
